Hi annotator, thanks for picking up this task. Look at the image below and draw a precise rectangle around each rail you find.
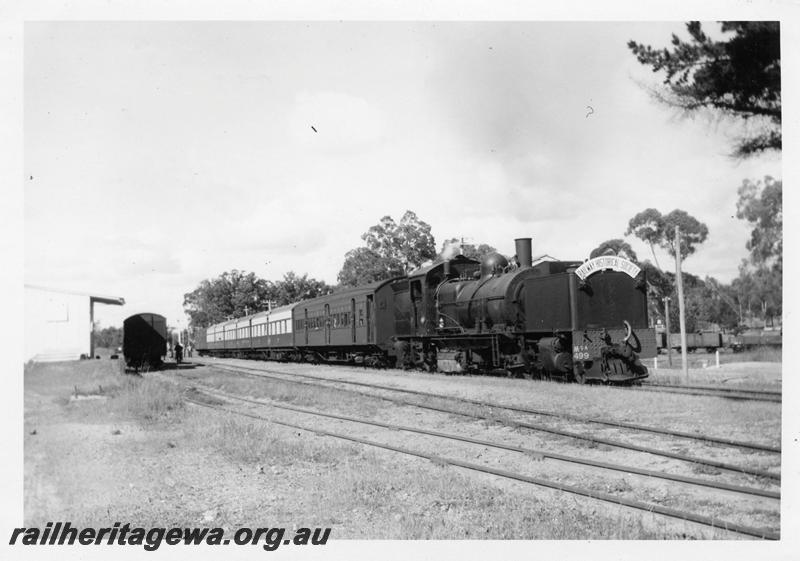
[185,395,779,540]
[193,361,781,480]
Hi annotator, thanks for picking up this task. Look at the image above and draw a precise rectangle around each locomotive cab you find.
[396,255,481,338]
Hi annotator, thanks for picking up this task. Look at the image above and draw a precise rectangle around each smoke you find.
[440,239,461,260]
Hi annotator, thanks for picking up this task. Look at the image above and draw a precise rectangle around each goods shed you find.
[24,285,125,362]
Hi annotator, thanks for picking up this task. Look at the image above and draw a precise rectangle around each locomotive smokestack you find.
[515,238,532,268]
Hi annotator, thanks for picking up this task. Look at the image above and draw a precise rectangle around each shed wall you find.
[25,288,92,362]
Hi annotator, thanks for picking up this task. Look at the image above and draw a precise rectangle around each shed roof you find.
[25,284,125,305]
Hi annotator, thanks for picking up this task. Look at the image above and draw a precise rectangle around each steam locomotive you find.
[195,238,656,383]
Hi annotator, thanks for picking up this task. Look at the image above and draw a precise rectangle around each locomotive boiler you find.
[393,238,656,383]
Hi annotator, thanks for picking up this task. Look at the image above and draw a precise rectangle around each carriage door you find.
[304,308,309,345]
[366,295,374,343]
[351,298,357,343]
[324,303,331,345]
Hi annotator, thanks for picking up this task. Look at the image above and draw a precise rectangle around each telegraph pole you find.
[675,225,689,383]
[663,296,672,367]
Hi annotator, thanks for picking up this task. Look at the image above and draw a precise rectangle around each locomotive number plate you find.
[573,345,590,361]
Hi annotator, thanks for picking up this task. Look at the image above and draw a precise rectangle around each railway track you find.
[188,380,779,499]
[196,356,781,404]
[190,359,781,481]
[195,359,781,454]
[645,382,781,396]
[183,385,779,540]
[634,382,781,403]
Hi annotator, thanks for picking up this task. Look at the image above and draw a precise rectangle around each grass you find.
[739,346,782,363]
[320,450,685,539]
[25,358,124,398]
[646,363,781,390]
[189,369,382,418]
[652,346,782,369]
[183,411,361,467]
[175,405,682,539]
[25,358,184,423]
[107,377,185,422]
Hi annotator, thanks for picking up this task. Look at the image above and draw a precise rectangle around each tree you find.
[337,247,404,288]
[736,176,782,273]
[629,21,781,157]
[624,209,665,268]
[337,210,437,286]
[646,270,738,333]
[589,239,639,262]
[184,270,333,327]
[438,238,498,261]
[273,271,333,305]
[732,265,781,325]
[626,208,708,270]
[361,210,437,272]
[705,277,744,328]
[183,270,275,327]
[93,325,122,349]
[731,176,782,325]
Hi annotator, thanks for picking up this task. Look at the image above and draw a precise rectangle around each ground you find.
[23,352,782,541]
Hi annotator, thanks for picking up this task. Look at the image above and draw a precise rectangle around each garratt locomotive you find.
[393,238,654,382]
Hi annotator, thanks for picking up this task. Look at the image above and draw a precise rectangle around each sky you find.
[24,21,782,329]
